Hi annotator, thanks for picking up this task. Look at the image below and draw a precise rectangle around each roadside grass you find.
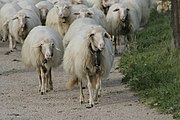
[119,9,180,119]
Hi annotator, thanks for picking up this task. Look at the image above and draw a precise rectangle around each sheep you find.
[156,1,171,13]
[104,0,151,27]
[102,0,123,8]
[106,1,141,54]
[46,1,88,37]
[17,1,41,19]
[71,0,89,6]
[35,1,54,25]
[15,0,44,5]
[7,9,42,52]
[0,2,21,42]
[63,18,114,107]
[74,7,109,33]
[21,26,64,95]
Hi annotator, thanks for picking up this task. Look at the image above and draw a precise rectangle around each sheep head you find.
[89,26,111,51]
[113,6,129,23]
[12,13,30,32]
[39,8,49,22]
[33,39,56,62]
[55,2,71,23]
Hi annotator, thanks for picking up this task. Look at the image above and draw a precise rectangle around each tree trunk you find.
[171,0,180,48]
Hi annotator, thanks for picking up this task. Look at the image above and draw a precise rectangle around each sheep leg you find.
[86,74,94,107]
[37,68,42,93]
[46,68,53,92]
[12,40,17,50]
[8,34,13,52]
[2,30,8,42]
[98,79,102,97]
[94,74,101,101]
[79,80,84,104]
[40,66,47,95]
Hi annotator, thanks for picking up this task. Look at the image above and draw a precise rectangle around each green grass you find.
[119,9,180,119]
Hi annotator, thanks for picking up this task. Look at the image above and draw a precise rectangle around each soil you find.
[0,41,174,120]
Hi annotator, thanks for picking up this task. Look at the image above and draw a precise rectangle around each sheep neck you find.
[89,44,101,70]
[120,14,131,35]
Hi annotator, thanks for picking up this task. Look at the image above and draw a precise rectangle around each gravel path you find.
[0,41,174,120]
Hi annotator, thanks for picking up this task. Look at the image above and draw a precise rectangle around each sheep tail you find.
[66,77,78,90]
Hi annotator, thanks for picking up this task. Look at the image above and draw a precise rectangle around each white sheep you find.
[106,1,141,54]
[36,1,54,25]
[7,9,42,52]
[87,0,108,14]
[17,1,41,19]
[15,0,44,5]
[63,18,114,107]
[71,0,89,6]
[103,0,151,27]
[0,2,21,42]
[21,26,64,95]
[46,1,88,37]
[74,7,109,33]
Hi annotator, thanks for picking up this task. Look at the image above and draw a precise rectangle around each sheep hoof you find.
[86,104,93,109]
[80,101,84,104]
[91,104,94,107]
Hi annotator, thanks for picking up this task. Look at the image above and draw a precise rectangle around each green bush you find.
[119,10,180,119]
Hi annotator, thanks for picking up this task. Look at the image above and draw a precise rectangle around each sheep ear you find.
[113,8,119,12]
[32,41,43,48]
[32,43,41,48]
[104,32,111,40]
[12,16,18,20]
[25,16,30,19]
[87,12,93,16]
[74,12,80,15]
[53,1,58,4]
[55,47,61,51]
[89,33,95,38]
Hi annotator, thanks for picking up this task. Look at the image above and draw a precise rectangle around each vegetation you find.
[119,9,180,119]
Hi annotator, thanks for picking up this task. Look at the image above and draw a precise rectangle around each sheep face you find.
[113,7,129,23]
[40,8,48,21]
[102,0,116,8]
[40,39,55,60]
[89,27,111,51]
[55,2,71,22]
[12,14,30,32]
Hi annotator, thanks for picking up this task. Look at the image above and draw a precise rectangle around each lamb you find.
[63,18,114,107]
[21,26,64,95]
[0,2,21,42]
[35,1,54,25]
[106,2,141,54]
[46,1,88,37]
[7,9,42,52]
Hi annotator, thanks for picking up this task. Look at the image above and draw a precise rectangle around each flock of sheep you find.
[0,0,165,107]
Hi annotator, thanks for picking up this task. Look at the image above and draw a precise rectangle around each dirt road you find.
[0,41,174,120]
